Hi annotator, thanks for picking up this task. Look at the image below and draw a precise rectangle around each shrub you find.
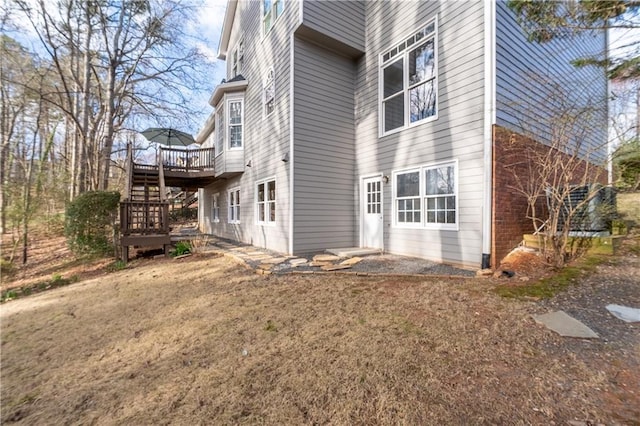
[65,191,120,257]
[171,241,191,257]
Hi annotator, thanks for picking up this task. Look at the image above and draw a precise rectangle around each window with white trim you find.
[394,160,457,229]
[256,179,276,224]
[231,39,244,77]
[263,0,284,35]
[228,188,240,224]
[215,106,224,156]
[212,193,220,222]
[228,100,243,149]
[263,68,275,117]
[380,19,437,135]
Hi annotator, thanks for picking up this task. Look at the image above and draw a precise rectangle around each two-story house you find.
[195,0,608,270]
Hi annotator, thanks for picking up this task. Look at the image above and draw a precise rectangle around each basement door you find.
[362,176,383,249]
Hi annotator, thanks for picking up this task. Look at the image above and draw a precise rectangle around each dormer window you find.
[263,0,284,35]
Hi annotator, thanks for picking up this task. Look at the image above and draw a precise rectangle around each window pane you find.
[427,198,435,209]
[268,181,275,200]
[259,204,265,221]
[383,59,404,98]
[269,202,276,221]
[446,211,455,223]
[397,172,419,197]
[413,211,421,222]
[230,126,242,148]
[426,165,454,195]
[446,196,455,209]
[398,211,405,223]
[230,102,242,123]
[263,0,271,17]
[437,211,445,223]
[409,39,435,85]
[437,197,445,209]
[275,0,283,18]
[384,94,404,132]
[410,80,436,123]
[258,183,264,202]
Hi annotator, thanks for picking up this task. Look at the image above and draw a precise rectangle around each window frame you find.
[215,105,224,157]
[262,0,284,36]
[392,159,458,231]
[379,17,439,137]
[263,67,275,117]
[228,187,241,224]
[231,38,244,77]
[256,177,276,225]
[212,192,220,223]
[227,97,244,151]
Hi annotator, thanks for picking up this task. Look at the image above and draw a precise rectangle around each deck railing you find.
[161,147,215,172]
[120,200,170,235]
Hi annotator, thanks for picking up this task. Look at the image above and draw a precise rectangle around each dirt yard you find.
[1,239,639,424]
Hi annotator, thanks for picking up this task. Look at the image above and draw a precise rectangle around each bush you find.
[171,241,191,257]
[65,191,120,257]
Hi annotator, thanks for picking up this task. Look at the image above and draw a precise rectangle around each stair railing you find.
[158,146,167,202]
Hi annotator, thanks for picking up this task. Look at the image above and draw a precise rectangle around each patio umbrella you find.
[141,127,196,147]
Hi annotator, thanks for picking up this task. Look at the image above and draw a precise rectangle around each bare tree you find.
[500,76,611,268]
[15,0,208,196]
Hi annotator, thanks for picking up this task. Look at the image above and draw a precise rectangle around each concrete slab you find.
[326,247,382,258]
[533,311,599,339]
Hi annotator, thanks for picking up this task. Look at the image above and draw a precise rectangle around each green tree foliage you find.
[614,138,640,190]
[65,191,120,257]
[508,0,640,79]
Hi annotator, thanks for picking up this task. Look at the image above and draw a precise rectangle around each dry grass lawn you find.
[0,253,636,424]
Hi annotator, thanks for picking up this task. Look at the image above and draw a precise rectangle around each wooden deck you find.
[119,145,217,261]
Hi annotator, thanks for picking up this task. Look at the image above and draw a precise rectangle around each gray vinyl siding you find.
[495,0,608,162]
[301,0,365,52]
[354,0,486,268]
[292,37,357,253]
[200,0,301,254]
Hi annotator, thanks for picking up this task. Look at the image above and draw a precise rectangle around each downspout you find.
[482,0,496,269]
[288,32,296,255]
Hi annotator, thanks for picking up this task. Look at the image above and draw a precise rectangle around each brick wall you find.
[491,125,607,269]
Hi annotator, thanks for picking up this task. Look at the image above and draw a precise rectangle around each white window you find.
[394,160,457,230]
[228,188,240,224]
[263,0,284,35]
[263,68,275,117]
[212,193,220,222]
[215,106,224,156]
[380,19,437,135]
[228,100,243,149]
[231,39,244,77]
[256,179,276,224]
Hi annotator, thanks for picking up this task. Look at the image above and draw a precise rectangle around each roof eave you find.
[208,79,248,107]
[217,0,238,60]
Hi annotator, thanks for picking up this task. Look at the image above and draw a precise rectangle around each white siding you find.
[292,37,357,253]
[301,0,365,52]
[354,0,486,268]
[200,0,301,253]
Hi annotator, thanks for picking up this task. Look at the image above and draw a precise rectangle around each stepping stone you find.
[532,311,599,339]
[321,264,352,271]
[261,257,288,264]
[313,254,341,262]
[289,258,308,266]
[606,304,640,323]
[310,261,332,267]
[340,257,363,266]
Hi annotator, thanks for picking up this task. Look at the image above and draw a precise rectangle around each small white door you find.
[363,176,383,249]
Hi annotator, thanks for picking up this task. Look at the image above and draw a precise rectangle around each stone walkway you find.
[200,235,476,277]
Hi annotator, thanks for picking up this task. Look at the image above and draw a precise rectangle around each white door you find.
[363,176,383,249]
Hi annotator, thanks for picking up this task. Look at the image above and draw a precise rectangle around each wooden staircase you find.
[119,143,216,262]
